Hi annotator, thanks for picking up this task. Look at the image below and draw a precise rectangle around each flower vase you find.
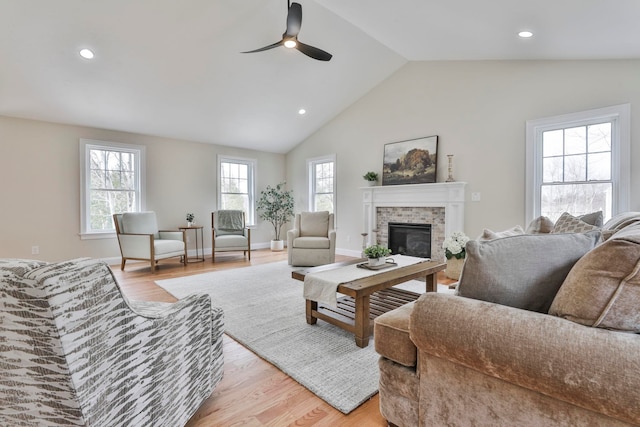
[445,257,464,280]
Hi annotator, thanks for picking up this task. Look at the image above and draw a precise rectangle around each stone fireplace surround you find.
[361,182,466,261]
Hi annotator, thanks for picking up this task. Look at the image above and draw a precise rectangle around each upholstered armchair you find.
[113,212,187,271]
[212,210,251,262]
[0,257,224,427]
[287,211,336,266]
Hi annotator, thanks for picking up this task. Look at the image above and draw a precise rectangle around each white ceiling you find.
[1,0,639,153]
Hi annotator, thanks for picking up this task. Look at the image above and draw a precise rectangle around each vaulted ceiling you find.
[1,0,639,153]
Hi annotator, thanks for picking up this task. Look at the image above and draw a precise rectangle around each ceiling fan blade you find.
[296,41,332,61]
[241,40,284,54]
[285,2,302,37]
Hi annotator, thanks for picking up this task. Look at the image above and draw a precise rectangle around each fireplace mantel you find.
[361,182,466,247]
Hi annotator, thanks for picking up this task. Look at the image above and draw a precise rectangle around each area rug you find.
[156,261,441,414]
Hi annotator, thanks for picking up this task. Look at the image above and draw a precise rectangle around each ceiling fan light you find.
[284,39,297,48]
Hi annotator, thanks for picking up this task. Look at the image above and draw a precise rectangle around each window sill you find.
[80,232,116,240]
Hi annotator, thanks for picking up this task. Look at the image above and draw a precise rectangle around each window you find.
[526,104,630,224]
[308,155,336,213]
[80,139,145,238]
[218,156,256,224]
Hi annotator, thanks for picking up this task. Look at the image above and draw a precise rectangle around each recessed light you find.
[79,48,94,59]
[518,31,533,38]
[298,109,306,115]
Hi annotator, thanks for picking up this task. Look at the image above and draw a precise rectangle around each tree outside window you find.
[80,139,144,237]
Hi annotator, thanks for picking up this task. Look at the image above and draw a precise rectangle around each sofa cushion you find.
[479,225,524,241]
[293,236,330,249]
[549,224,640,332]
[456,231,600,313]
[552,212,599,233]
[374,302,416,367]
[214,234,248,248]
[525,215,554,234]
[300,211,329,237]
[154,239,185,255]
[601,211,640,241]
[578,210,604,227]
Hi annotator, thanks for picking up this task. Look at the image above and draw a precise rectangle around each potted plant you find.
[364,244,392,267]
[363,171,379,186]
[186,213,195,227]
[256,182,294,251]
[442,231,469,279]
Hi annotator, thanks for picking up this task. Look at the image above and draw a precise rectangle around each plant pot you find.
[445,257,465,280]
[368,257,387,267]
[366,180,377,186]
[270,240,284,251]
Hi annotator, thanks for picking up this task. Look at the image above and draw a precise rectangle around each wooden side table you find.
[179,225,205,263]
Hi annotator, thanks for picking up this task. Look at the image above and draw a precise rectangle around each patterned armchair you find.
[0,258,224,427]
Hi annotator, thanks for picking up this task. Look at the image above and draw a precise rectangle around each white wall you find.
[286,60,640,253]
[0,116,286,261]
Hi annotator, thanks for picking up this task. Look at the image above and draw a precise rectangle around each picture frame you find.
[382,135,438,185]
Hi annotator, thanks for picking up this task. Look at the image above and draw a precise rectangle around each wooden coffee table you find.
[292,258,446,348]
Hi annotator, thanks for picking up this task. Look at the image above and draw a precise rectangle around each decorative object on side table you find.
[443,231,469,280]
[364,244,392,267]
[186,213,195,227]
[382,135,438,185]
[446,154,455,182]
[256,182,294,251]
[363,171,379,186]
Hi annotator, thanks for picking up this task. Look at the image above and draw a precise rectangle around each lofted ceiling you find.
[1,0,639,153]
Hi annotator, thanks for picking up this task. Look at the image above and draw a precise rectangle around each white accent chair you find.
[212,210,251,262]
[287,211,336,266]
[113,212,187,271]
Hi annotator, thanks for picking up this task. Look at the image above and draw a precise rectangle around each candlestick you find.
[446,154,455,182]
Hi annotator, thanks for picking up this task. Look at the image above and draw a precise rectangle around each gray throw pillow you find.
[456,231,601,313]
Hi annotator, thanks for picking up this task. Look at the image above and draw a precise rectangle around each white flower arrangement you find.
[443,231,470,260]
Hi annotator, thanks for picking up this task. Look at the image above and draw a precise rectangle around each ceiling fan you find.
[242,0,332,61]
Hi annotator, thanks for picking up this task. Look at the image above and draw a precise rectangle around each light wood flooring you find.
[112,250,446,426]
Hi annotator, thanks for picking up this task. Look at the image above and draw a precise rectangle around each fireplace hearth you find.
[388,222,432,258]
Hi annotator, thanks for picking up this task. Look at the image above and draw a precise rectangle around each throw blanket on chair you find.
[218,210,244,231]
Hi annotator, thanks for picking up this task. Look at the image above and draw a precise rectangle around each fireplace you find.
[361,182,466,261]
[388,222,432,258]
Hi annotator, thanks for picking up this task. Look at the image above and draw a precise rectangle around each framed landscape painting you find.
[382,135,438,185]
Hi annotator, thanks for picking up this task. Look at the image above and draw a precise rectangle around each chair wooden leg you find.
[121,258,126,270]
[151,260,156,271]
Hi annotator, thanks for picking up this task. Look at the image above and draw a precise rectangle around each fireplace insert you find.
[388,222,432,258]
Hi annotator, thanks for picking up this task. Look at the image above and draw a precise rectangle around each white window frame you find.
[525,104,630,225]
[79,139,146,239]
[307,154,337,215]
[217,155,257,225]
